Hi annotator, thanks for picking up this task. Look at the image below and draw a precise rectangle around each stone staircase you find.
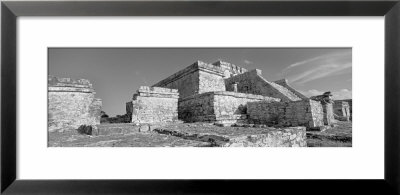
[257,75,302,101]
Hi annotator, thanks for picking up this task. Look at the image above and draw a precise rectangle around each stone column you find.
[322,103,335,125]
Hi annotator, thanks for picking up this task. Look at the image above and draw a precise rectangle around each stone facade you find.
[198,71,226,94]
[126,86,179,124]
[152,61,226,99]
[48,76,102,132]
[178,91,280,123]
[247,99,324,128]
[213,92,280,123]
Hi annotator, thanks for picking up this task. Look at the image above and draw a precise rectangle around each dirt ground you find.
[48,121,352,147]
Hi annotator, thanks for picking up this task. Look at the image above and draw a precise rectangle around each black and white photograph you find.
[4,1,400,194]
[48,48,352,147]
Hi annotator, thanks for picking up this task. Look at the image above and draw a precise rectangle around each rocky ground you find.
[48,121,352,147]
[306,121,352,147]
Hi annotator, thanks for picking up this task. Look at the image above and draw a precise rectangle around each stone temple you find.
[126,60,343,129]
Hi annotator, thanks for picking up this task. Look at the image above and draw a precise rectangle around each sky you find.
[49,48,352,116]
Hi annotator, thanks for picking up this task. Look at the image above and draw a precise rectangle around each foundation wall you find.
[178,91,280,123]
[178,92,216,122]
[247,99,324,128]
[127,86,179,123]
[213,92,280,123]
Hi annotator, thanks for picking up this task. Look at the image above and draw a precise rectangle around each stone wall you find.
[178,91,281,123]
[178,92,216,122]
[333,101,351,121]
[48,76,102,132]
[335,99,352,120]
[213,92,280,123]
[152,63,200,99]
[126,86,179,124]
[198,71,226,94]
[247,99,324,128]
[224,69,302,101]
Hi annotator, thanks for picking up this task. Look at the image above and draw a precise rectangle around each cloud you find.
[283,51,352,85]
[289,63,351,85]
[244,59,253,65]
[282,51,351,72]
[282,56,324,73]
[301,88,352,100]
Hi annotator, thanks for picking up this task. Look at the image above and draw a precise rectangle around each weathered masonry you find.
[247,99,324,128]
[48,76,102,132]
[126,86,179,124]
[310,92,336,126]
[146,60,338,128]
[153,60,304,102]
[152,61,228,99]
[333,101,351,121]
[178,91,280,123]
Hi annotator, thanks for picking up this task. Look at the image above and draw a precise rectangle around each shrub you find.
[77,125,93,135]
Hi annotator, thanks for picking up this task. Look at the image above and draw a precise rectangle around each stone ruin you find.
[310,91,336,126]
[124,60,346,130]
[48,76,102,132]
[333,100,352,121]
[48,60,350,137]
[126,86,179,124]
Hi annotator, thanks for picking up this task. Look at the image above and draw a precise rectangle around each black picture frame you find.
[1,0,399,194]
